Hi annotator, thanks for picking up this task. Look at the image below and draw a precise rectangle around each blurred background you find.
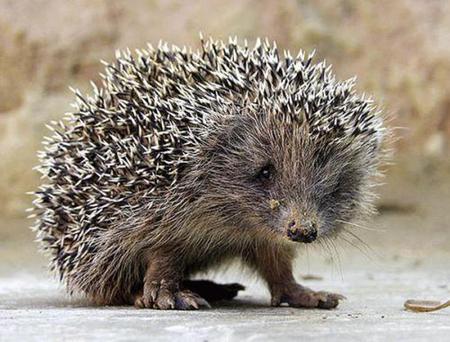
[0,2,449,339]
[0,0,449,274]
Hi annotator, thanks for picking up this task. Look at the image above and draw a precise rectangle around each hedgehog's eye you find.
[254,163,275,182]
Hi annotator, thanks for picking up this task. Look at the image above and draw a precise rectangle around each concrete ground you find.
[1,168,449,341]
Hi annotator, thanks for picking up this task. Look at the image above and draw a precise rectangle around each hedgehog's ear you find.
[200,123,234,157]
[202,114,244,155]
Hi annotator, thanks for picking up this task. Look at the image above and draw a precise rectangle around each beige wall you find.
[1,0,449,217]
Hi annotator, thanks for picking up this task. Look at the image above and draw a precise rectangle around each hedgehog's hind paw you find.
[134,280,210,310]
[182,279,245,302]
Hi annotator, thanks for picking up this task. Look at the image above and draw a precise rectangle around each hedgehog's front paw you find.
[271,284,345,309]
[134,279,210,310]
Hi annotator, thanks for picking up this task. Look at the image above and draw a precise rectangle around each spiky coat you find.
[31,37,384,304]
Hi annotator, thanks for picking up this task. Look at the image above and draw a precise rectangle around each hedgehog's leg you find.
[181,280,245,302]
[133,253,210,310]
[248,243,345,309]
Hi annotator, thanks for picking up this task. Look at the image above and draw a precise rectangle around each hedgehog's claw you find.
[271,284,345,310]
[287,289,345,309]
[134,280,210,310]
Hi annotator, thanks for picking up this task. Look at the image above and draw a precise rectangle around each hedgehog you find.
[30,36,386,310]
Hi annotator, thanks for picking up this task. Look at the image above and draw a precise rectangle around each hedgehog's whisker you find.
[305,243,311,274]
[340,227,381,259]
[326,236,344,280]
[320,236,342,279]
[317,240,334,269]
[337,219,385,232]
[336,234,374,261]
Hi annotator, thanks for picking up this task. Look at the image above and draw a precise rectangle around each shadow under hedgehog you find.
[31,36,386,310]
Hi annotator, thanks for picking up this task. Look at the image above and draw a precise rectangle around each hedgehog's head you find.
[196,107,384,245]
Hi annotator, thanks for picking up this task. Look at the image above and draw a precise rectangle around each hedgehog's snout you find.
[286,216,318,243]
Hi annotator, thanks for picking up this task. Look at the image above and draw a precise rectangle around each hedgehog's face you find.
[204,113,378,244]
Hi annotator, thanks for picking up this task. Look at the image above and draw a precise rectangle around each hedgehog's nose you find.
[286,220,317,243]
